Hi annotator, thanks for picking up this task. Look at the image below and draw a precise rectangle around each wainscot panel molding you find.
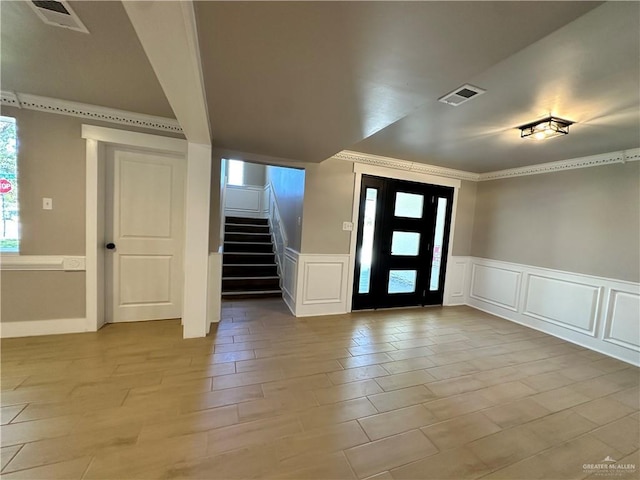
[223,184,268,219]
[282,248,299,316]
[0,318,89,338]
[1,91,183,134]
[207,251,223,326]
[443,256,471,306]
[454,256,640,366]
[470,262,521,311]
[0,255,86,271]
[294,253,351,317]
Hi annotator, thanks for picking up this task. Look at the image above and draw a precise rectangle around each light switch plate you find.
[43,198,53,210]
[342,221,354,231]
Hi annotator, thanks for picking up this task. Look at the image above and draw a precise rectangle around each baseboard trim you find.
[0,318,89,338]
[468,302,640,367]
[453,255,640,367]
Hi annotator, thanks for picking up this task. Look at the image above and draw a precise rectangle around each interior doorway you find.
[352,175,454,310]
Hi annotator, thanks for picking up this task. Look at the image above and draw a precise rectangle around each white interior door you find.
[106,147,185,322]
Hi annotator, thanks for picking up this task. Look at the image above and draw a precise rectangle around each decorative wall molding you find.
[0,318,89,338]
[0,255,86,271]
[334,150,480,182]
[603,290,640,352]
[470,263,521,311]
[479,148,640,181]
[294,253,351,317]
[457,256,640,366]
[522,274,601,337]
[207,251,222,326]
[443,256,471,306]
[333,148,640,183]
[282,248,299,315]
[1,91,183,134]
[0,91,19,108]
[223,184,268,219]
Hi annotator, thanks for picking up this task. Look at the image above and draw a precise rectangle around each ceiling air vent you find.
[438,84,486,106]
[29,1,89,34]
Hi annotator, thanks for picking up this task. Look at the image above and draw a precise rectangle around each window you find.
[227,159,244,186]
[0,116,18,253]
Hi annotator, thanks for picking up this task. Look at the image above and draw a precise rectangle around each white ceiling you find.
[2,1,638,173]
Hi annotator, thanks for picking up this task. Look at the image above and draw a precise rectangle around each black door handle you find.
[105,243,116,250]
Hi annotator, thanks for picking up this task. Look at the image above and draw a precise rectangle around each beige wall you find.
[1,271,85,322]
[451,180,477,256]
[266,165,305,252]
[0,106,184,323]
[471,162,640,282]
[5,107,86,255]
[209,155,222,251]
[243,161,266,187]
[301,158,355,254]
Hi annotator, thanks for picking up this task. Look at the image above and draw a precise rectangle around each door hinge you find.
[431,196,435,204]
[423,289,426,297]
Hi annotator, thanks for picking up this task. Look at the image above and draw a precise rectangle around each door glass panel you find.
[429,197,448,291]
[394,192,423,218]
[358,188,378,294]
[388,270,417,294]
[391,231,420,256]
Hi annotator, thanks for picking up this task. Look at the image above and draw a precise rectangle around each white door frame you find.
[82,125,187,331]
[346,162,462,313]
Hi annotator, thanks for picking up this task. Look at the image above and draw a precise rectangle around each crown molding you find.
[333,150,481,182]
[0,91,183,134]
[0,91,20,108]
[334,148,640,183]
[478,148,640,181]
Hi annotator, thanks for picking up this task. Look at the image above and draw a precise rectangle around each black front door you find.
[352,175,454,310]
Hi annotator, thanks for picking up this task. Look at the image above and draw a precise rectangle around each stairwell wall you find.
[265,165,305,252]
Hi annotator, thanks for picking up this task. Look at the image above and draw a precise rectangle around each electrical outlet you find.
[342,221,353,231]
[43,198,53,210]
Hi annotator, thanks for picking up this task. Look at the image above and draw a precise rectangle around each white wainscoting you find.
[282,248,299,315]
[443,256,471,306]
[207,251,223,326]
[604,290,640,351]
[0,318,89,338]
[457,256,640,366]
[470,263,521,311]
[223,184,268,219]
[282,250,351,317]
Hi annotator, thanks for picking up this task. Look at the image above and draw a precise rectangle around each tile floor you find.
[0,299,638,479]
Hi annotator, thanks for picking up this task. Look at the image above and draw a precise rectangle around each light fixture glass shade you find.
[519,116,573,140]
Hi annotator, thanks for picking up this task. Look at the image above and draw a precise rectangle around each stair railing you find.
[265,182,288,284]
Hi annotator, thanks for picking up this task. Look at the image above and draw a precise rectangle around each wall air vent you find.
[438,84,486,106]
[29,1,89,34]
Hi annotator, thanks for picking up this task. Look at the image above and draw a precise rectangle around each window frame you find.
[0,116,19,255]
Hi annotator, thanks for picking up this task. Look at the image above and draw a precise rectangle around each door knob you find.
[105,243,116,250]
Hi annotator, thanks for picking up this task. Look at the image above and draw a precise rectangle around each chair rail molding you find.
[0,255,86,271]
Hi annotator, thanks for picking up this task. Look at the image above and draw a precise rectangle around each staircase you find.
[222,216,282,299]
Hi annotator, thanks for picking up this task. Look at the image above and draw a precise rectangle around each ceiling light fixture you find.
[518,116,574,140]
